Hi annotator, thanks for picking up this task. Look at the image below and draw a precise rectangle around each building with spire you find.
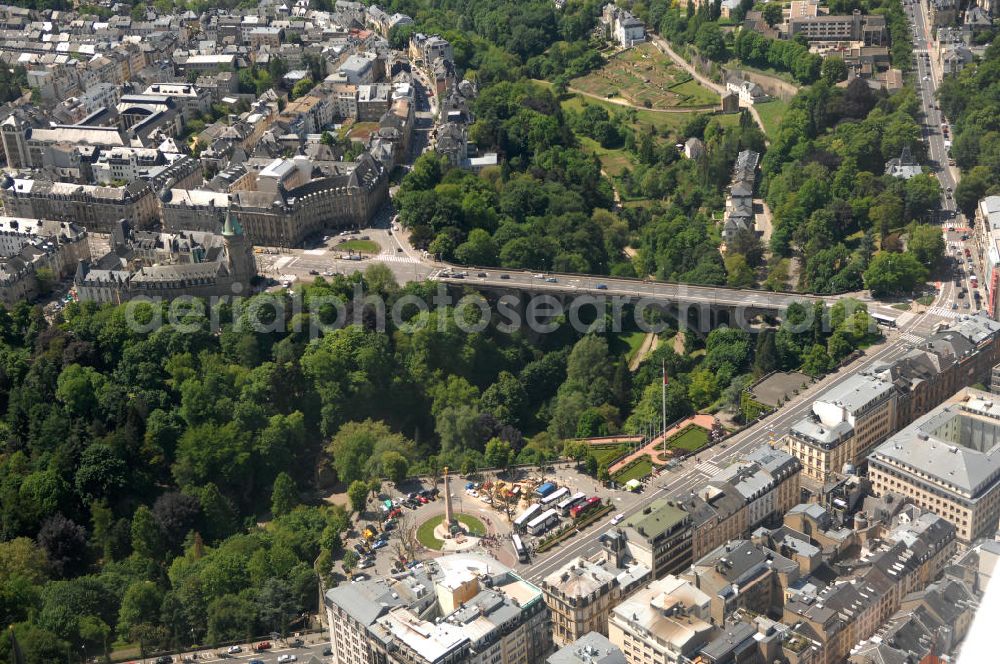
[74,214,256,303]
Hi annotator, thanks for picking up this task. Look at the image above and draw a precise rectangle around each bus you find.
[513,504,542,532]
[511,534,529,563]
[570,496,602,519]
[557,492,587,515]
[526,508,560,536]
[540,486,570,505]
[871,312,897,328]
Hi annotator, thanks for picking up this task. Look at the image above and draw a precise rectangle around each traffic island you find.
[417,513,487,551]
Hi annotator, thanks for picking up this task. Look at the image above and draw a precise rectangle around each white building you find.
[601,4,646,47]
[324,553,551,664]
[725,78,770,106]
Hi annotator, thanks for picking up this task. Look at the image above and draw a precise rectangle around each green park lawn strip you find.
[335,239,380,254]
[666,425,709,452]
[417,514,486,550]
[613,456,654,483]
[589,443,629,467]
[754,99,789,137]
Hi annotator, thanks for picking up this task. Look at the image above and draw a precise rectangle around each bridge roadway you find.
[430,268,830,315]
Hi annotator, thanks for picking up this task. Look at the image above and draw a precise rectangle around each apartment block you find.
[542,557,645,647]
[786,9,887,45]
[608,575,716,664]
[782,512,955,664]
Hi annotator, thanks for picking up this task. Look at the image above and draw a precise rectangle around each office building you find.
[74,214,255,304]
[0,175,159,233]
[868,388,1000,543]
[786,9,886,45]
[620,499,693,579]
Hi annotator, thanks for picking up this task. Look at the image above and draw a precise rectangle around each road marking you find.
[691,460,721,476]
[377,252,421,264]
[927,306,958,319]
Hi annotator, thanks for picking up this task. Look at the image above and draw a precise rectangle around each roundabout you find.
[416,513,487,551]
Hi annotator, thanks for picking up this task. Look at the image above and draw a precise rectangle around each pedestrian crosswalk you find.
[377,252,421,264]
[691,460,722,476]
[927,306,959,319]
[899,332,925,345]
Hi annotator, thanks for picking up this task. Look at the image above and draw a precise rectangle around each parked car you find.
[155,657,173,664]
[500,274,510,279]
[308,269,319,275]
[254,642,272,651]
[545,277,557,283]
[372,539,388,550]
[277,655,298,662]
[323,648,333,656]
[227,645,242,654]
[596,283,608,290]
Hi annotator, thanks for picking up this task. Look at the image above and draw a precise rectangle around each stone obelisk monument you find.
[443,466,454,528]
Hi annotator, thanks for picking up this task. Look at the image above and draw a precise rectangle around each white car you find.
[227,645,242,654]
[610,513,625,525]
[277,656,298,663]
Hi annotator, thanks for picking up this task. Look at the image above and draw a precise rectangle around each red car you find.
[254,642,272,651]
[418,496,429,504]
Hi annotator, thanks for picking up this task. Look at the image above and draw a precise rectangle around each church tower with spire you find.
[222,208,255,293]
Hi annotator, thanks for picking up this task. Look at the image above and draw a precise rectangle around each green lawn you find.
[578,136,635,177]
[589,443,629,467]
[659,425,710,452]
[670,78,720,106]
[754,99,789,137]
[417,513,486,550]
[335,239,380,254]
[613,456,654,483]
[607,329,648,363]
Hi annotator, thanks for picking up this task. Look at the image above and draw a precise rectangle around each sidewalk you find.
[609,414,716,474]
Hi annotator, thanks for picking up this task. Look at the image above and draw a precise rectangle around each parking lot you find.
[335,464,642,577]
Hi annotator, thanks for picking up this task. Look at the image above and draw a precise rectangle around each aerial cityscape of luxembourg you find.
[1,0,999,663]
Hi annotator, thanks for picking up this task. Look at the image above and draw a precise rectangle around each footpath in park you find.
[608,413,717,474]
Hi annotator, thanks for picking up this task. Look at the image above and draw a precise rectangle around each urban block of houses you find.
[721,149,760,242]
[0,217,89,306]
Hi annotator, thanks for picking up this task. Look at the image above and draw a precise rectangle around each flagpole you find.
[661,360,667,441]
